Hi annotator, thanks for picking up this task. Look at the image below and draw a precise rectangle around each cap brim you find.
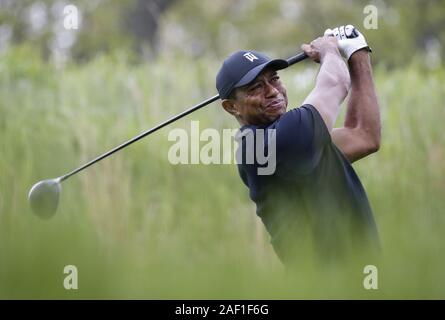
[234,59,289,89]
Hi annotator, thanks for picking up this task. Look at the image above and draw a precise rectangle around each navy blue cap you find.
[216,50,288,99]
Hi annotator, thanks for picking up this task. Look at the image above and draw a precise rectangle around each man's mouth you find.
[266,99,284,110]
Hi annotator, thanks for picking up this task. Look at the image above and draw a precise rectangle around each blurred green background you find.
[0,0,444,299]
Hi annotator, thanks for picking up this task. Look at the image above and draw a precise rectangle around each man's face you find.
[223,68,288,126]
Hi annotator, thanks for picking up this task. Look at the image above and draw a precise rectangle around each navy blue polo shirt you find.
[237,104,379,264]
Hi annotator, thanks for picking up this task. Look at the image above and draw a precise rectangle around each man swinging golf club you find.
[216,25,381,266]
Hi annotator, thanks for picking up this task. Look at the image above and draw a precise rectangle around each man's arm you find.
[331,50,381,163]
[301,37,350,132]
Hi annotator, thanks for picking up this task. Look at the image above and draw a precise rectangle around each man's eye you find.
[271,76,280,82]
[249,84,261,91]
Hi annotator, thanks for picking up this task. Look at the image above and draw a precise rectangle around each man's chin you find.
[246,108,287,126]
[267,108,286,122]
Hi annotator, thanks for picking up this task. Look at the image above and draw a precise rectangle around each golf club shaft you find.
[60,52,308,182]
[60,94,220,181]
[286,52,308,66]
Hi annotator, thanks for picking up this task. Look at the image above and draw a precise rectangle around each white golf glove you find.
[324,25,371,60]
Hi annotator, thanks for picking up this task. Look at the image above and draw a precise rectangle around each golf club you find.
[28,52,308,219]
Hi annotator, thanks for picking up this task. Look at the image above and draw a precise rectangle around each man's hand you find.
[301,36,341,63]
[324,25,371,60]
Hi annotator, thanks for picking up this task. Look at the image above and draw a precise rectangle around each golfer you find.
[216,25,381,266]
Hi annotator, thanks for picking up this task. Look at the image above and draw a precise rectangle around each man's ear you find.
[221,99,240,117]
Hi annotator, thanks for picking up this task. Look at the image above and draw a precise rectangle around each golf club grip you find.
[286,52,308,66]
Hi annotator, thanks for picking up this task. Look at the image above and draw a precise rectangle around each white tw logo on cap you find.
[243,52,258,62]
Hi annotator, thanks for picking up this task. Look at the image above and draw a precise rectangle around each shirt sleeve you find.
[271,104,331,177]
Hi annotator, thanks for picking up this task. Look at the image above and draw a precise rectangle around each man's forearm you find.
[301,37,350,131]
[318,51,350,92]
[303,51,350,130]
[343,50,381,147]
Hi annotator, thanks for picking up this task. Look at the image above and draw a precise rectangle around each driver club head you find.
[28,178,61,219]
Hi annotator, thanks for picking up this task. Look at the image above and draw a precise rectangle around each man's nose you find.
[264,82,279,97]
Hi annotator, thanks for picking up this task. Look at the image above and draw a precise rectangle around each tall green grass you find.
[1,46,444,298]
